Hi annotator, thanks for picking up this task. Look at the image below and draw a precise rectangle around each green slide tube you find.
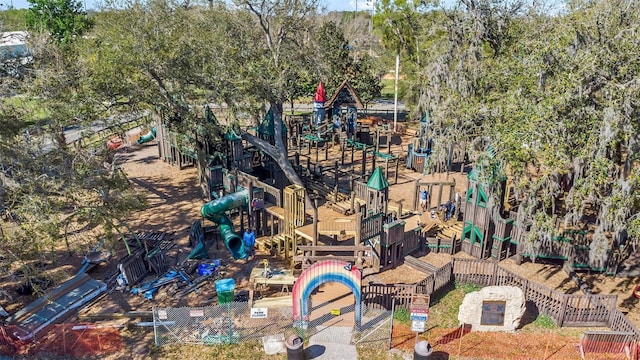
[200,189,249,259]
[137,127,157,144]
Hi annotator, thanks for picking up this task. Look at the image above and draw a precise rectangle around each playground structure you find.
[145,84,468,276]
[405,112,432,174]
[405,111,467,176]
[145,80,637,338]
[459,153,624,274]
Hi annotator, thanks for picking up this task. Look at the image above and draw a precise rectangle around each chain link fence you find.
[353,306,394,350]
[153,301,393,350]
[153,303,316,347]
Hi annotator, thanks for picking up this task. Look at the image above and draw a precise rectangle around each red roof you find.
[314,82,327,103]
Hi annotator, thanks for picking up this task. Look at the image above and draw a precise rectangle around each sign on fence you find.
[411,320,426,332]
[251,307,268,319]
[410,294,430,333]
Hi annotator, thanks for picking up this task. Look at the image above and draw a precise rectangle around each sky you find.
[2,0,374,12]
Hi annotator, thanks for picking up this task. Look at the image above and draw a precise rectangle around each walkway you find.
[307,325,358,360]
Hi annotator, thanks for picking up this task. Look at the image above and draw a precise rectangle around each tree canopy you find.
[26,0,92,44]
[405,0,640,265]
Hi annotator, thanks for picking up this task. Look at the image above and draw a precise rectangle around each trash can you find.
[216,278,235,304]
[285,334,304,360]
[414,340,432,360]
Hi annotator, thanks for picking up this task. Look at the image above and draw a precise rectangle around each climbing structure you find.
[406,112,432,174]
[354,167,387,272]
[281,185,306,261]
[461,152,603,272]
[461,167,512,260]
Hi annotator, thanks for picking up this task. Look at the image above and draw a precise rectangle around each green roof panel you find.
[366,166,389,191]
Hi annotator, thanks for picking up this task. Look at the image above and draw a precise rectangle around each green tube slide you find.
[137,127,157,144]
[200,189,249,259]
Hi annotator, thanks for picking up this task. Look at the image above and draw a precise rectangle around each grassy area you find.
[394,282,580,335]
[151,343,288,360]
[3,96,51,123]
[357,347,407,360]
[380,78,407,101]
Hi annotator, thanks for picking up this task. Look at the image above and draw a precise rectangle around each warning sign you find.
[410,294,430,332]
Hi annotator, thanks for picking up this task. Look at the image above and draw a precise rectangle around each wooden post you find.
[325,141,329,160]
[351,141,355,165]
[491,260,498,286]
[349,191,356,214]
[341,139,345,165]
[447,142,454,175]
[312,198,318,257]
[413,179,420,211]
[395,158,399,184]
[315,140,319,162]
[385,158,389,179]
[248,182,254,231]
[361,146,366,176]
[460,142,466,174]
[372,149,377,171]
[384,190,389,217]
[270,213,274,237]
[334,161,339,189]
[450,181,456,202]
[557,294,569,327]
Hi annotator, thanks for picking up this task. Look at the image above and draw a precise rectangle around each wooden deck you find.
[295,219,357,241]
[264,203,285,220]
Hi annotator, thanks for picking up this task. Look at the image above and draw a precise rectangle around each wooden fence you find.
[402,229,421,256]
[452,258,638,332]
[414,261,454,295]
[362,283,415,310]
[368,257,640,340]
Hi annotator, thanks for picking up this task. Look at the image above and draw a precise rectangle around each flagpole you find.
[393,53,399,133]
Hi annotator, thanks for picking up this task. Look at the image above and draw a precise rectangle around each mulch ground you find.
[391,323,635,359]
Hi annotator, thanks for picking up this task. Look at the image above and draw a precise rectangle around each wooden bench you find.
[577,331,636,359]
